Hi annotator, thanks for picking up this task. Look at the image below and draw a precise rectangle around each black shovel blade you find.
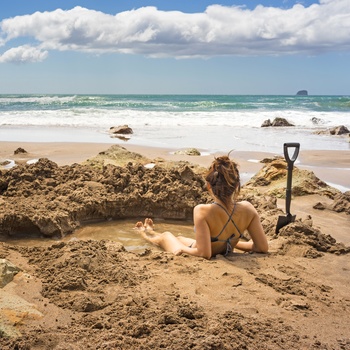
[276,214,296,234]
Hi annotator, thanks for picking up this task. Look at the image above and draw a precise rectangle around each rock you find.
[328,192,350,215]
[109,125,133,135]
[315,125,350,136]
[329,125,349,135]
[0,259,21,288]
[243,158,340,199]
[86,144,149,168]
[261,119,272,127]
[311,117,323,125]
[313,202,326,210]
[174,148,201,156]
[271,118,294,127]
[14,148,28,155]
[0,274,44,338]
[0,160,11,166]
[296,90,308,96]
[261,118,294,127]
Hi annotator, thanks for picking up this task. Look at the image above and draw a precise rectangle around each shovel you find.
[276,142,300,234]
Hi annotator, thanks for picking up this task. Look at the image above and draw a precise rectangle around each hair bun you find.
[216,156,230,166]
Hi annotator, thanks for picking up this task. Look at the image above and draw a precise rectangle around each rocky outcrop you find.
[14,148,27,155]
[0,160,11,167]
[329,125,349,135]
[296,90,308,96]
[174,148,201,156]
[314,125,350,136]
[109,125,133,135]
[0,148,210,239]
[0,259,21,288]
[243,158,340,199]
[261,118,294,127]
[313,191,350,215]
[85,145,149,168]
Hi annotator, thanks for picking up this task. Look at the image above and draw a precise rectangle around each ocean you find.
[0,94,349,154]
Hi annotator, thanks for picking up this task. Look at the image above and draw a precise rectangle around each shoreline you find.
[1,140,350,191]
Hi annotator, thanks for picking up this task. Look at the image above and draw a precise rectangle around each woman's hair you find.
[205,154,240,206]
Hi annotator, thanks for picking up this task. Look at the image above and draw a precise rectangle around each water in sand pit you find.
[3,219,195,252]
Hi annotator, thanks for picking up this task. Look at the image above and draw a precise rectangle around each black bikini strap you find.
[213,202,235,219]
[213,202,242,238]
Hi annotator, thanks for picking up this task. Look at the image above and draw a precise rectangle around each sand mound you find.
[0,149,210,238]
[1,147,348,258]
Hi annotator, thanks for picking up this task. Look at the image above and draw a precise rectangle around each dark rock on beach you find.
[261,117,294,127]
[109,125,133,135]
[14,148,28,155]
[311,117,323,125]
[329,125,349,135]
[314,125,350,136]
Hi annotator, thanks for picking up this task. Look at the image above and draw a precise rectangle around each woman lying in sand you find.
[134,155,268,259]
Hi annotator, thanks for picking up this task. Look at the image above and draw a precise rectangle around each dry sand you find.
[0,141,349,349]
[1,141,349,188]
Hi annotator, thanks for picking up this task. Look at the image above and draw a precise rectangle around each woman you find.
[134,155,268,259]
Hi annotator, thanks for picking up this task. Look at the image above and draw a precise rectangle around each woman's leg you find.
[134,219,192,254]
[177,236,196,247]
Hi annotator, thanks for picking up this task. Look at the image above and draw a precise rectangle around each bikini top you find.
[210,202,243,255]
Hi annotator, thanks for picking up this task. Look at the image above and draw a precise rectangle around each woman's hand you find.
[174,248,183,256]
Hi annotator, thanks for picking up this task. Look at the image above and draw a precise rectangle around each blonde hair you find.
[205,154,240,206]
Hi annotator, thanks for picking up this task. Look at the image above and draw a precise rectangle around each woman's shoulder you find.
[194,203,212,210]
[237,200,254,208]
[236,200,258,213]
[194,203,214,214]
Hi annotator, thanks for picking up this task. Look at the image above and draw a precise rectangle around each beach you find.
[1,139,349,190]
[1,94,349,348]
[0,138,350,349]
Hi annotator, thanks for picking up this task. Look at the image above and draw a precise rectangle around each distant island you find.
[296,90,308,96]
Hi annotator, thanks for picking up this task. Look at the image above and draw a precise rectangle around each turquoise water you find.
[1,94,350,112]
[0,94,349,153]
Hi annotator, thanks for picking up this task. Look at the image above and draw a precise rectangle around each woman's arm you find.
[235,201,268,253]
[176,205,212,259]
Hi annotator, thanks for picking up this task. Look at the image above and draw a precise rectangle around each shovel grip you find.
[284,143,300,215]
[284,143,300,165]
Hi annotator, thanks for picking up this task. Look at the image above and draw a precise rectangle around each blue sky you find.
[0,0,349,95]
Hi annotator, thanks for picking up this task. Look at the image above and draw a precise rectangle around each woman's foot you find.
[133,218,155,233]
[144,218,154,231]
[134,218,160,245]
[133,221,145,231]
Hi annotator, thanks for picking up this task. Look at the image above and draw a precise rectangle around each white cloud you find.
[0,45,48,63]
[0,1,349,63]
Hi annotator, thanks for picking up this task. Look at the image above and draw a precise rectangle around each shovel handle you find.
[284,143,300,165]
[284,143,300,215]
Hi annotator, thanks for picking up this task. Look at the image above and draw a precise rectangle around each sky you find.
[0,0,349,95]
